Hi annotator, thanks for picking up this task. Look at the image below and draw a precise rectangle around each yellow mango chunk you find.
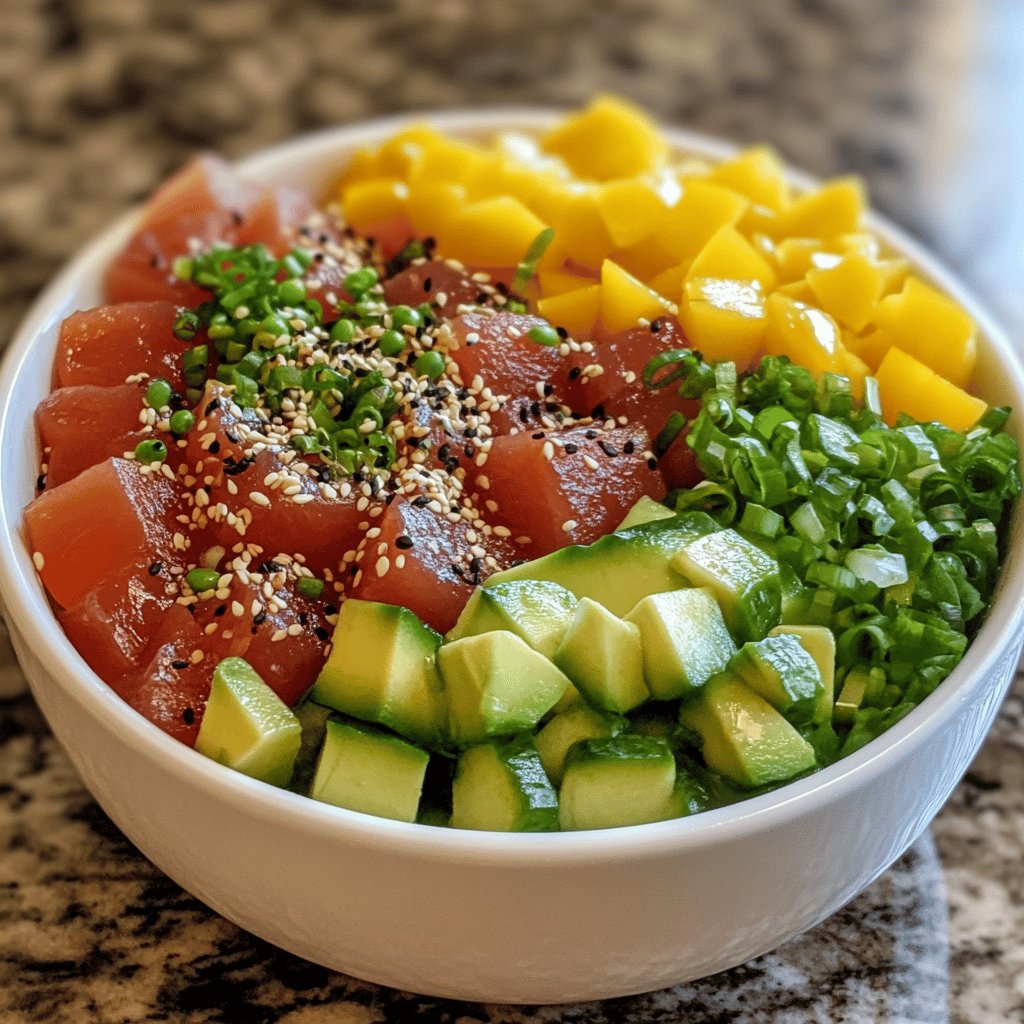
[405,131,487,189]
[611,238,679,282]
[596,174,678,248]
[464,152,549,206]
[540,94,668,181]
[772,177,866,239]
[835,232,880,260]
[763,293,842,376]
[338,147,380,190]
[534,183,616,268]
[776,280,816,303]
[772,238,839,283]
[837,346,870,398]
[538,269,597,297]
[653,180,750,262]
[369,125,442,179]
[648,262,690,302]
[406,183,467,239]
[441,196,548,268]
[845,327,892,372]
[537,284,602,339]
[871,277,977,387]
[601,260,673,333]
[875,347,986,431]
[687,225,777,290]
[680,278,767,366]
[708,145,791,210]
[877,258,911,295]
[341,179,409,232]
[806,253,884,332]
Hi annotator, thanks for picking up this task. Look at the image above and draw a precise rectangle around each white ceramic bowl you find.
[2,111,1023,1005]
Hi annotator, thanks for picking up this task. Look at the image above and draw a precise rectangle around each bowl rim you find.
[2,106,1023,866]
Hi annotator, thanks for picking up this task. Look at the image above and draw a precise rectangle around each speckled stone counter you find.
[2,2,1022,1021]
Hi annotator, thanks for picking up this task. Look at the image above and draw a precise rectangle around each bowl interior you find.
[2,109,1024,859]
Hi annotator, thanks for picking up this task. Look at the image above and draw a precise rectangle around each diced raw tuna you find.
[183,381,262,479]
[56,302,184,388]
[383,259,482,309]
[37,382,147,487]
[348,495,516,633]
[58,557,178,682]
[104,155,257,305]
[477,423,666,557]
[24,457,180,608]
[236,186,316,256]
[447,311,585,431]
[205,449,363,572]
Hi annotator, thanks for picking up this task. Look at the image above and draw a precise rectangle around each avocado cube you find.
[485,512,718,616]
[553,598,649,713]
[625,588,735,699]
[438,630,571,746]
[679,673,817,787]
[310,719,429,822]
[311,600,446,748]
[769,624,836,724]
[616,495,675,531]
[671,528,782,641]
[451,736,559,832]
[559,736,677,830]
[534,704,624,785]
[728,634,825,726]
[195,657,302,788]
[447,579,578,658]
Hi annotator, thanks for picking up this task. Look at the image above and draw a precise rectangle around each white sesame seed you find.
[562,519,578,533]
[375,556,390,577]
[31,551,44,571]
[249,491,271,507]
[291,493,315,505]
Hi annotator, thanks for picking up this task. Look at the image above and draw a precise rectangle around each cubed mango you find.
[771,177,865,240]
[806,253,884,332]
[763,293,842,376]
[600,259,674,333]
[875,347,986,431]
[871,276,976,387]
[687,225,777,290]
[596,173,679,248]
[538,268,598,297]
[679,278,767,367]
[441,196,548,268]
[540,94,668,181]
[341,179,409,233]
[708,145,791,209]
[537,284,602,339]
[653,180,750,262]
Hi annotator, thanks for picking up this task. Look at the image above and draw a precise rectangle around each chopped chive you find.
[527,323,561,348]
[297,576,325,599]
[169,409,195,436]
[144,378,173,410]
[414,350,445,380]
[390,305,422,330]
[186,567,220,594]
[134,438,167,464]
[378,329,405,357]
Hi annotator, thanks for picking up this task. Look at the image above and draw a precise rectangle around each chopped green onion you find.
[414,350,445,380]
[134,438,167,464]
[390,305,422,330]
[845,547,909,588]
[527,323,561,348]
[186,567,221,594]
[144,378,173,410]
[343,267,379,297]
[169,409,195,436]
[378,329,406,357]
[738,502,784,539]
[173,310,202,341]
[511,227,556,296]
[297,576,325,599]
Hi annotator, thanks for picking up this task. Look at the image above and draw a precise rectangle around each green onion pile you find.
[649,350,1021,759]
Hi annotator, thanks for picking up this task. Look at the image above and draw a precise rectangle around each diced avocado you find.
[447,580,577,658]
[770,624,836,725]
[679,673,817,787]
[671,528,781,641]
[450,735,558,832]
[559,735,677,830]
[728,634,824,726]
[625,588,735,699]
[195,657,301,787]
[438,630,570,746]
[616,495,675,531]
[553,598,649,713]
[656,766,714,820]
[311,600,446,748]
[288,699,333,795]
[485,512,719,616]
[534,704,625,784]
[310,719,429,822]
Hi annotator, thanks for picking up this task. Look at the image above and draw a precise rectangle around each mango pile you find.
[337,96,984,432]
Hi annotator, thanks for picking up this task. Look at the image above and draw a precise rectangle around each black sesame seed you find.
[585,429,599,440]
[555,326,568,339]
[204,399,220,416]
[260,560,284,574]
[475,292,490,305]
[171,659,189,670]
[396,535,414,549]
[412,495,430,508]
[225,430,239,444]
[599,440,619,457]
[518,406,530,423]
[324,604,338,616]
[182,706,196,724]
[564,443,578,455]
[148,561,163,576]
[591,404,606,420]
[463,444,474,459]
[568,367,582,381]
[214,604,227,617]
[650,319,662,333]
[223,456,253,477]
[623,440,636,454]
[531,432,545,440]
[543,383,554,397]
[208,440,221,455]
[423,277,433,293]
[647,457,658,470]
[298,612,309,626]
[314,626,330,641]
[36,474,47,491]
[253,611,267,626]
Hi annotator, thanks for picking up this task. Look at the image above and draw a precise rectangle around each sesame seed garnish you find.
[32,551,45,571]
[562,519,578,533]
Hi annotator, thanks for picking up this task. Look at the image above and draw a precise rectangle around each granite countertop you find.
[2,2,1023,1021]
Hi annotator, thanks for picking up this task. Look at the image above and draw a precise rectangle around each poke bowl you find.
[1,104,1022,1004]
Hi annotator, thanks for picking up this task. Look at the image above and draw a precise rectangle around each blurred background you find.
[1,0,1022,348]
